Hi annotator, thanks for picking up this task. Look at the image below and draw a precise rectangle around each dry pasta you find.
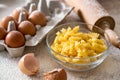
[51,26,107,64]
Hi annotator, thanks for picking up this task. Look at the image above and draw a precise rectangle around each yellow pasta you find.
[51,26,107,64]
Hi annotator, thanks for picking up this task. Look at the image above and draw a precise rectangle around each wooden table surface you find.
[0,0,120,80]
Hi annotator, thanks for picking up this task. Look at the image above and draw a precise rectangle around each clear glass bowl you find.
[46,22,110,71]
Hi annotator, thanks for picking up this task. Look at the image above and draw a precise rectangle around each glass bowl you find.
[46,22,110,71]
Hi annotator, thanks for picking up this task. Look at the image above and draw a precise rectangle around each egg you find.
[0,27,7,40]
[18,21,36,36]
[28,10,47,26]
[5,31,25,48]
[44,68,67,80]
[18,53,39,76]
[12,7,29,21]
[0,16,18,30]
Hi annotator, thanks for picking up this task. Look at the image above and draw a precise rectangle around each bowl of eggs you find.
[46,22,110,71]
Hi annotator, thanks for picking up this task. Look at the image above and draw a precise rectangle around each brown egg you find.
[18,21,36,36]
[5,31,25,48]
[0,16,18,30]
[12,8,29,21]
[44,68,67,80]
[28,10,47,26]
[0,27,7,40]
[18,53,39,76]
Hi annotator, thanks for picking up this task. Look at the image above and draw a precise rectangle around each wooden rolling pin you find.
[65,0,120,49]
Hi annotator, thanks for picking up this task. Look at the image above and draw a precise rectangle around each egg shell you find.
[0,16,18,30]
[28,10,47,26]
[44,69,67,80]
[0,27,7,40]
[18,21,36,36]
[12,8,29,21]
[18,53,39,76]
[5,31,25,48]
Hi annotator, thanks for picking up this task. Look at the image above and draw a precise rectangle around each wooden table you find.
[0,0,120,80]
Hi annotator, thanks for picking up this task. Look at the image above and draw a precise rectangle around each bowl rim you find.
[46,22,111,62]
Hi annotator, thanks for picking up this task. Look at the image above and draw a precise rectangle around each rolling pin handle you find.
[105,28,120,49]
[101,21,120,48]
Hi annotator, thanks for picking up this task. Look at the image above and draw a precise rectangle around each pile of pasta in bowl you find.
[46,22,110,71]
